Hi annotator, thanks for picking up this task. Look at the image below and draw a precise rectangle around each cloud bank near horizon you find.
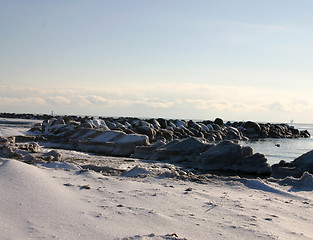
[1,84,312,123]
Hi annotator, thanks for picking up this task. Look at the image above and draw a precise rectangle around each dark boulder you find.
[196,140,271,175]
[131,137,214,163]
[291,150,313,172]
[214,118,224,127]
[244,121,261,132]
[156,118,167,129]
[136,125,156,141]
[272,150,313,178]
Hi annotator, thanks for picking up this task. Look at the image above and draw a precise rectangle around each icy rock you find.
[131,140,166,159]
[292,150,313,172]
[43,150,62,161]
[121,166,152,177]
[136,125,156,141]
[196,140,271,175]
[86,119,109,130]
[0,145,23,159]
[132,137,214,163]
[16,142,40,153]
[284,171,313,190]
[75,131,149,157]
[272,150,313,178]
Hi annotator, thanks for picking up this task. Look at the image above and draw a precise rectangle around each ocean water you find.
[241,123,313,165]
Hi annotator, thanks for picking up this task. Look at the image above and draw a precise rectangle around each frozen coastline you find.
[1,116,313,239]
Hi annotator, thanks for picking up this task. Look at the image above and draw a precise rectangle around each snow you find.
[1,118,313,239]
[1,156,313,239]
[0,117,41,137]
[89,130,122,142]
[90,131,148,144]
[87,119,109,129]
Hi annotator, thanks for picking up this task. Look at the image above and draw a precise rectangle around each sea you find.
[0,118,312,166]
[241,123,313,165]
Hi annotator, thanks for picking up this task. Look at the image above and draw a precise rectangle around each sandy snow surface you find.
[1,118,313,239]
[1,155,313,240]
[0,118,41,137]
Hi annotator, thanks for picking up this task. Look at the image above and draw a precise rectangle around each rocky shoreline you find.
[0,112,312,178]
[1,112,310,140]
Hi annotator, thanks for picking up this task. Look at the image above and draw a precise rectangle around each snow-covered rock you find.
[132,137,213,163]
[86,119,109,130]
[74,131,149,157]
[196,140,271,175]
[272,150,313,178]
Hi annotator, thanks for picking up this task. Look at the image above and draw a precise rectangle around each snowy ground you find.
[0,117,41,137]
[1,118,313,239]
[1,156,313,239]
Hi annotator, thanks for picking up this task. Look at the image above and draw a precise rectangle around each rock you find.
[187,121,202,131]
[22,154,38,163]
[81,122,93,129]
[173,119,187,128]
[187,128,203,138]
[114,122,126,131]
[121,166,152,177]
[225,126,243,140]
[43,150,62,161]
[89,131,148,145]
[196,140,271,175]
[197,140,249,167]
[42,118,56,133]
[211,123,221,131]
[291,150,313,172]
[132,137,214,163]
[86,119,110,130]
[105,120,117,130]
[161,137,212,155]
[131,140,166,159]
[29,123,42,133]
[300,130,311,138]
[234,153,271,175]
[159,129,174,142]
[150,119,161,129]
[73,130,149,157]
[136,125,156,141]
[271,164,303,178]
[0,145,23,159]
[197,122,210,132]
[156,118,167,129]
[214,118,224,127]
[0,136,15,145]
[16,142,40,153]
[0,137,43,162]
[244,121,261,132]
[271,149,313,178]
[206,124,214,131]
[35,116,311,163]
[277,171,313,191]
[124,128,135,134]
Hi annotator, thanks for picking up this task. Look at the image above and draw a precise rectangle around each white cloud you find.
[267,102,286,112]
[0,97,46,105]
[46,96,71,105]
[134,98,178,109]
[1,83,313,122]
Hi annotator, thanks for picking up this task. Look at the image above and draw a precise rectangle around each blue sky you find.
[1,0,313,122]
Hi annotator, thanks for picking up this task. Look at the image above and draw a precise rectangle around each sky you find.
[1,0,313,123]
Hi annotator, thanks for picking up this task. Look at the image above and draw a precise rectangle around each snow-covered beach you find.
[2,156,313,239]
[1,117,313,239]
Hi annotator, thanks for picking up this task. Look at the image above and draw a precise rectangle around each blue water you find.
[241,123,313,165]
